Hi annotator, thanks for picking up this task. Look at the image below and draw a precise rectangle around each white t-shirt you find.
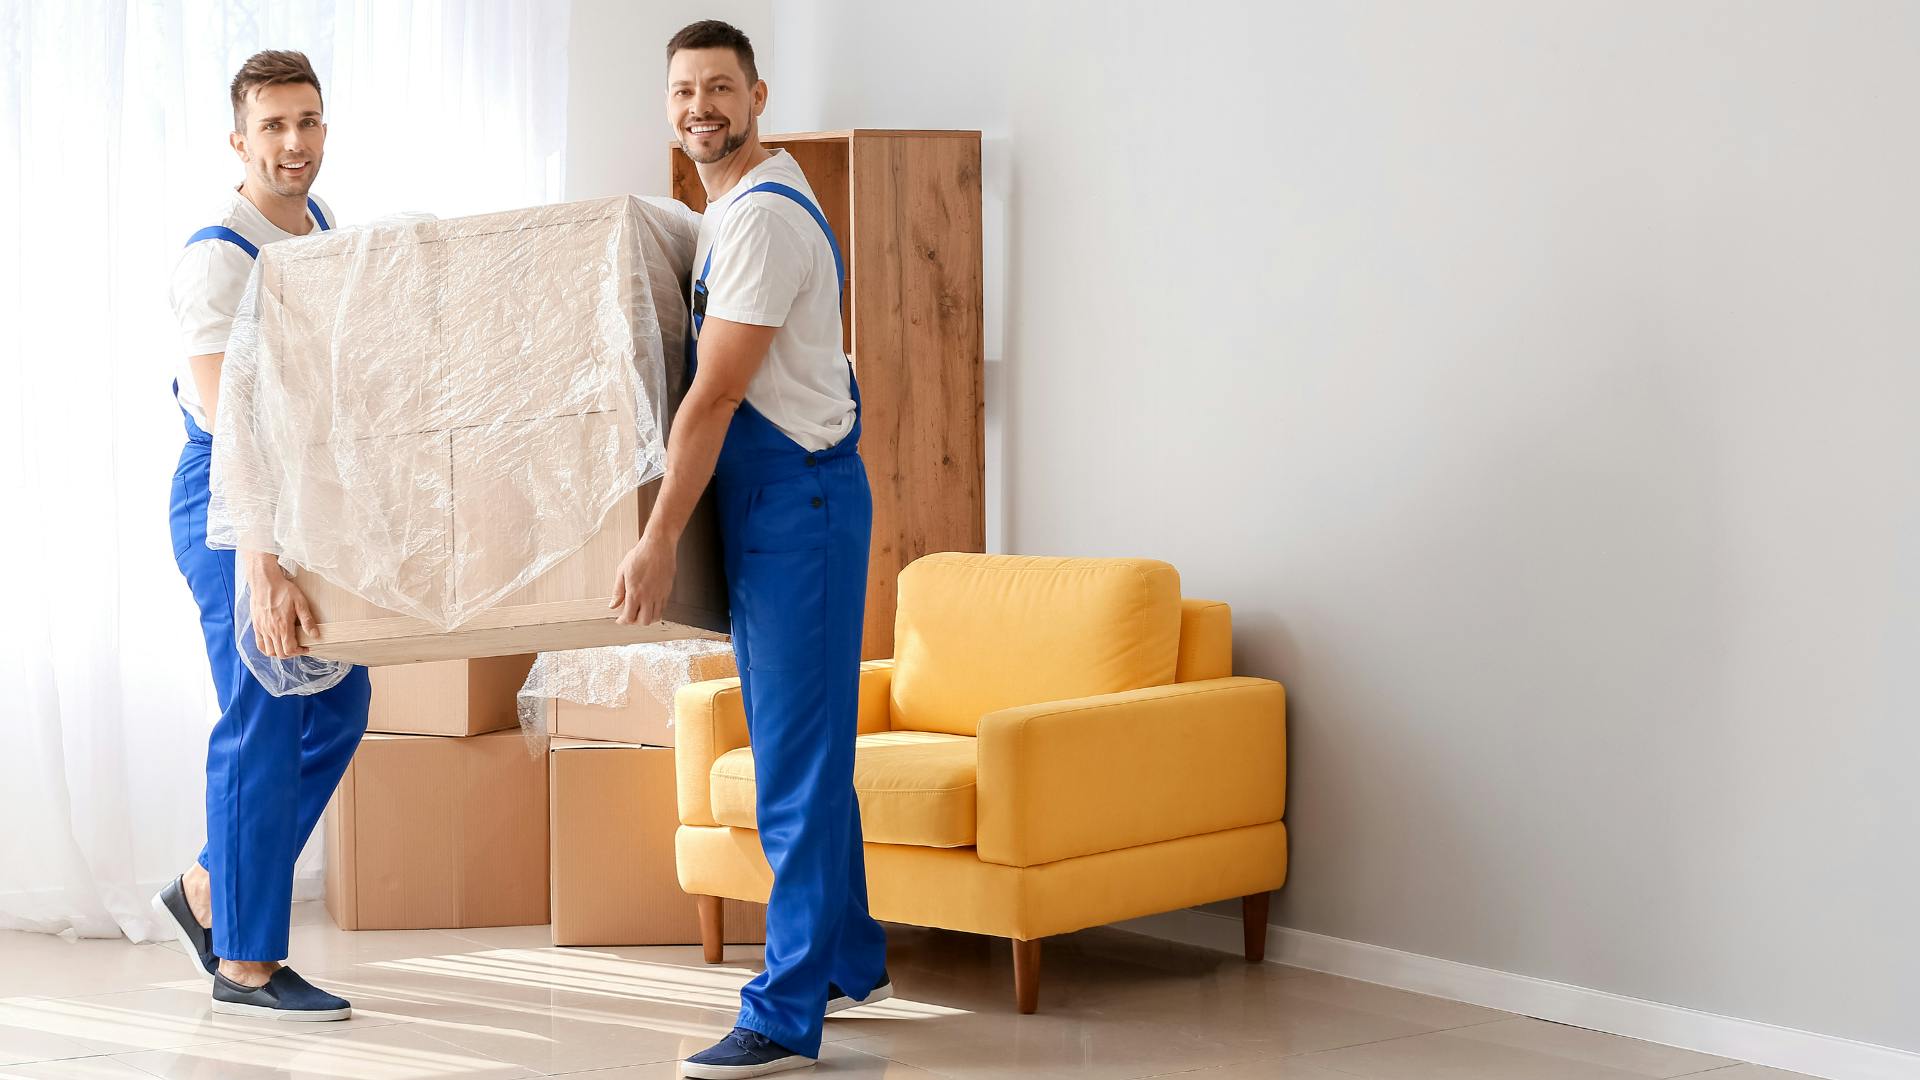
[169,189,336,430]
[695,151,855,452]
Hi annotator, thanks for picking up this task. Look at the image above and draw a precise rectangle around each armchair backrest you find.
[889,553,1183,736]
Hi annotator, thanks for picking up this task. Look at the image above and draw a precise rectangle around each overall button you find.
[811,497,824,508]
[805,454,818,467]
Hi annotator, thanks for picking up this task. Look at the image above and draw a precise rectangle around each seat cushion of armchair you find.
[711,730,979,848]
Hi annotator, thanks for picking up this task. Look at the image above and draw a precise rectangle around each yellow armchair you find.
[674,553,1288,1012]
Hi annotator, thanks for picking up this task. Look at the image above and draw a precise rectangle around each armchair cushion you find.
[711,730,978,848]
[891,554,1183,736]
[675,660,894,827]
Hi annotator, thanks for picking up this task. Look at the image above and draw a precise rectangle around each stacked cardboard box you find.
[324,657,550,930]
[324,648,765,943]
[546,646,765,947]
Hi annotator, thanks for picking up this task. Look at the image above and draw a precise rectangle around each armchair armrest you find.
[976,677,1285,867]
[675,660,895,826]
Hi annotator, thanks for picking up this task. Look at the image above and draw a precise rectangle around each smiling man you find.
[607,19,892,1079]
[151,49,369,1023]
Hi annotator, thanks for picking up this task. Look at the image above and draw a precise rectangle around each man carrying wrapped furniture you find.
[151,50,364,1023]
[609,19,889,1079]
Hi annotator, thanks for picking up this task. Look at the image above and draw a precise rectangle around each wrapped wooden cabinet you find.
[671,130,986,658]
[224,195,730,664]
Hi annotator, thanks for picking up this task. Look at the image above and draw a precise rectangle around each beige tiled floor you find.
[0,906,1812,1080]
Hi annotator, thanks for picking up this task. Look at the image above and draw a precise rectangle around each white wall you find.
[765,0,1920,1055]
[565,0,775,202]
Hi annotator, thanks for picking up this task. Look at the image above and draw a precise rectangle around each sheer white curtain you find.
[0,0,568,941]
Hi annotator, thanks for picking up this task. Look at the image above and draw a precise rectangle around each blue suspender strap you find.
[183,199,329,258]
[176,200,328,425]
[184,226,259,259]
[738,182,843,299]
[694,181,845,336]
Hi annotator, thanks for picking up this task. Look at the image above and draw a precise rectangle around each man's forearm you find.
[643,391,739,550]
[239,549,280,585]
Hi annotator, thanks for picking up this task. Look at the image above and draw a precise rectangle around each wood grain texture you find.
[1244,891,1271,963]
[696,894,725,964]
[743,129,981,142]
[848,132,986,657]
[1013,937,1042,1014]
[669,149,706,213]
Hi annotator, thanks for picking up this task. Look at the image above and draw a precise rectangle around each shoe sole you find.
[149,892,214,985]
[825,980,894,1016]
[209,998,352,1022]
[679,1058,816,1079]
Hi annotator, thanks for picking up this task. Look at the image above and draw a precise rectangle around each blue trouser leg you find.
[826,778,888,993]
[193,684,371,882]
[721,455,888,1058]
[170,441,370,963]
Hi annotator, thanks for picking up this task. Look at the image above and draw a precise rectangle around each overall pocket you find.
[742,473,831,554]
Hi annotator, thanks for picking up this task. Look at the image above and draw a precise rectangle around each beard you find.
[258,157,319,198]
[680,124,750,165]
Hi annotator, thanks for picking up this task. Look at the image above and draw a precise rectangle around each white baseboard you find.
[1113,909,1920,1080]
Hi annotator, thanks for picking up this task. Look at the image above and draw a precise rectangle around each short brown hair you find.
[230,50,323,131]
[666,20,758,85]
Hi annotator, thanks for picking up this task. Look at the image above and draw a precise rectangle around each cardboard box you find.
[549,740,764,946]
[551,649,739,746]
[367,654,536,736]
[325,730,549,930]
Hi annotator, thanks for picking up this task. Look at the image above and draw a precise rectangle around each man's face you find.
[666,47,762,165]
[230,82,326,197]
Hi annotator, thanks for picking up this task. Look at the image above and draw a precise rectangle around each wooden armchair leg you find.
[696,895,724,965]
[1243,892,1271,963]
[1013,937,1042,1014]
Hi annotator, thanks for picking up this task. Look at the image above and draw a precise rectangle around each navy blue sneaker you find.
[210,967,351,1022]
[826,972,893,1016]
[150,877,218,982]
[681,1027,815,1078]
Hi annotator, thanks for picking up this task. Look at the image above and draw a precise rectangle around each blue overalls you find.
[694,183,888,1057]
[170,197,371,963]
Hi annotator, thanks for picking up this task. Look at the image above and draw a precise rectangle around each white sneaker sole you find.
[209,998,352,1022]
[825,980,894,1016]
[679,1057,815,1079]
[149,892,214,985]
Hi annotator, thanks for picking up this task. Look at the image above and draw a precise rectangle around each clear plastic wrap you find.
[232,572,352,697]
[515,638,738,737]
[206,196,702,693]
